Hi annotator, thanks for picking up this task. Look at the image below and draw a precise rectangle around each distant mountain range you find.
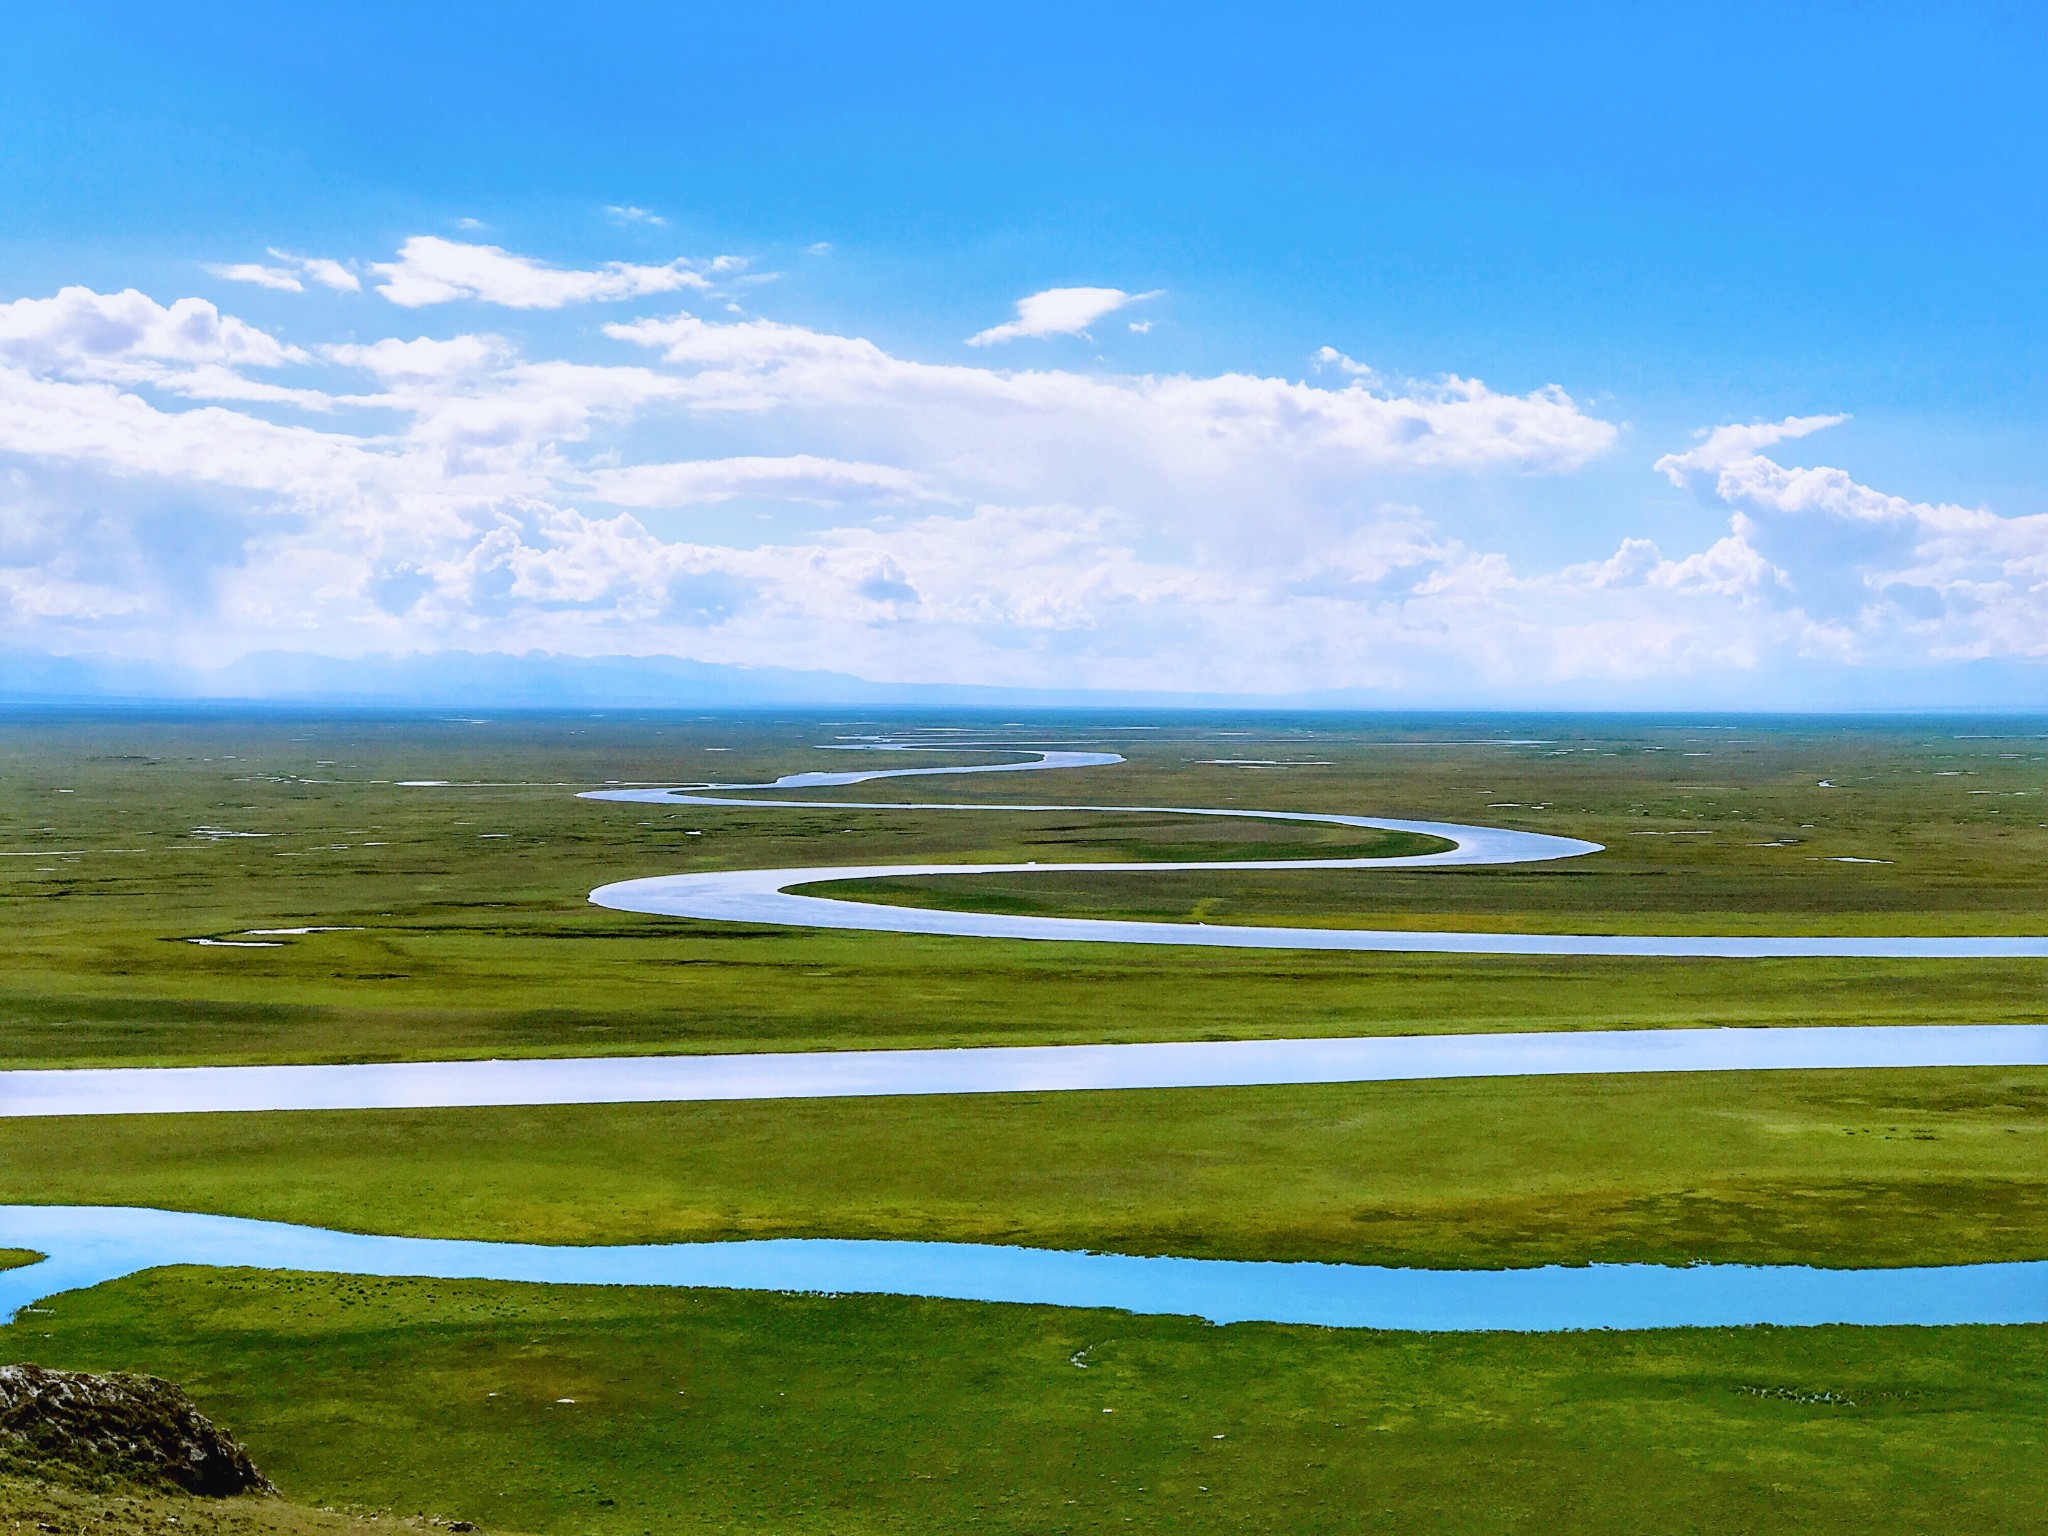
[0,649,1245,710]
[3,648,2044,714]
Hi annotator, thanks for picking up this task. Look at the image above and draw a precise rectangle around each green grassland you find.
[3,1068,2044,1268]
[5,1271,2043,1536]
[4,709,2046,1530]
[2,709,2046,1068]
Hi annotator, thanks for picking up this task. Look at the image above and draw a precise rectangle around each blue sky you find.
[4,2,2046,704]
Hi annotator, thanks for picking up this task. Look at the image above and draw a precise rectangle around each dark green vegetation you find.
[5,710,2046,1530]
[0,1361,272,1496]
[5,1068,2044,1268]
[7,1271,2045,1535]
[0,1360,413,1536]
[2,710,2046,1068]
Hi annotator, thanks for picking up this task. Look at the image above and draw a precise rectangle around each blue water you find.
[3,1206,2043,1332]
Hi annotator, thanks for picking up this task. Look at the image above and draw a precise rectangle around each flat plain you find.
[2,709,2045,1532]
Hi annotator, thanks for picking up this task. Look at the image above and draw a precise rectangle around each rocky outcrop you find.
[0,1364,274,1497]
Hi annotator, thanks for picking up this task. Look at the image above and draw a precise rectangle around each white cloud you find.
[1313,346,1381,386]
[1655,414,1848,474]
[0,288,308,382]
[605,205,667,227]
[9,254,2042,701]
[1566,531,1780,599]
[207,263,304,293]
[0,274,1630,685]
[605,311,1616,492]
[324,334,509,382]
[1655,413,2048,660]
[578,456,943,508]
[209,252,362,294]
[370,236,730,309]
[295,256,362,293]
[967,286,1160,345]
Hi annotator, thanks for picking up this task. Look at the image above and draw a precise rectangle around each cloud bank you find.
[0,239,2041,703]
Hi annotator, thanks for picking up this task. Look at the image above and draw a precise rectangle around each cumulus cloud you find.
[605,311,1617,495]
[1655,413,2048,660]
[0,287,331,414]
[967,286,1160,345]
[7,248,2040,700]
[323,334,509,382]
[0,266,1629,686]
[604,205,666,226]
[0,287,305,374]
[369,236,737,309]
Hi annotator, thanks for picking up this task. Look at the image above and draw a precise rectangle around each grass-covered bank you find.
[0,1473,477,1536]
[5,1068,2043,1269]
[6,949,2048,1070]
[7,1269,2045,1536]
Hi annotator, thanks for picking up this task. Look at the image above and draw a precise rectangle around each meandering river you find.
[583,748,2048,957]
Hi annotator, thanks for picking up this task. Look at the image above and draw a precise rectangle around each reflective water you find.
[580,749,2048,958]
[6,1025,2046,1119]
[2,1206,2042,1332]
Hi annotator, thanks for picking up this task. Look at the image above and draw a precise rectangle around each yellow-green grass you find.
[7,1271,2044,1536]
[0,1471,474,1536]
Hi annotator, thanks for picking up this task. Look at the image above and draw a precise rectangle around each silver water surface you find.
[581,748,2048,957]
[6,1025,2047,1118]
